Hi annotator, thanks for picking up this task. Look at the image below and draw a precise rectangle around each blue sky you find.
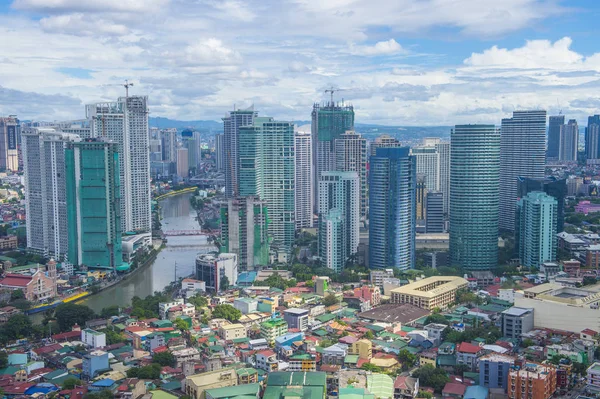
[1,0,600,125]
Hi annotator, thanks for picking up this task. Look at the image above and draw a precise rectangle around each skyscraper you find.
[369,147,416,270]
[450,125,500,270]
[0,117,19,172]
[369,134,401,157]
[220,196,269,270]
[215,133,225,171]
[411,143,440,193]
[334,130,368,218]
[65,139,124,271]
[426,191,444,233]
[517,176,566,233]
[318,171,360,272]
[516,192,557,268]
[435,141,451,219]
[223,107,256,198]
[86,96,151,232]
[559,119,578,162]
[311,102,354,209]
[416,175,427,221]
[176,147,189,177]
[499,110,546,232]
[295,128,313,229]
[586,115,600,160]
[161,128,178,163]
[239,117,295,248]
[547,115,564,160]
[23,128,80,258]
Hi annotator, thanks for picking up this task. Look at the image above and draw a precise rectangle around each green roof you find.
[233,337,250,344]
[464,372,480,384]
[401,326,416,332]
[312,329,328,337]
[437,354,457,366]
[153,320,173,328]
[113,323,126,331]
[366,374,394,399]
[264,372,327,399]
[365,324,385,332]
[236,368,258,377]
[403,346,421,355]
[42,369,68,379]
[261,319,288,328]
[210,345,225,352]
[205,383,261,399]
[109,345,133,356]
[344,355,359,364]
[57,346,73,354]
[149,390,178,399]
[290,353,313,360]
[0,366,19,375]
[339,388,375,399]
[160,381,182,391]
[316,313,336,323]
[378,332,402,340]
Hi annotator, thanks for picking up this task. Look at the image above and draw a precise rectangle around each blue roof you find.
[465,385,489,399]
[25,384,59,395]
[275,332,304,343]
[238,272,257,284]
[92,379,115,387]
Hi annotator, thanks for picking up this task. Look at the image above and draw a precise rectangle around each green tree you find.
[418,391,433,399]
[220,275,230,291]
[522,338,534,348]
[126,363,161,379]
[305,280,315,288]
[361,363,382,373]
[152,351,176,367]
[11,298,32,311]
[187,295,209,309]
[323,293,339,307]
[100,305,120,318]
[174,318,190,331]
[62,377,84,389]
[104,329,126,345]
[55,303,95,331]
[10,289,24,301]
[397,349,417,371]
[412,364,450,393]
[0,352,7,369]
[84,390,114,399]
[363,331,374,340]
[212,304,241,322]
[0,314,32,343]
[424,313,449,326]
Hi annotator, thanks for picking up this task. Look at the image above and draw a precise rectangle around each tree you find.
[454,364,470,375]
[152,351,176,367]
[522,338,534,348]
[412,365,450,393]
[55,303,95,331]
[364,331,374,340]
[418,391,433,399]
[583,276,598,286]
[220,275,230,291]
[100,305,120,318]
[174,318,190,331]
[62,377,84,390]
[188,295,208,309]
[361,363,382,373]
[305,280,315,288]
[424,313,449,326]
[211,304,241,322]
[0,352,7,369]
[11,298,32,311]
[397,349,417,371]
[104,329,126,345]
[126,363,161,380]
[1,314,32,343]
[323,294,339,307]
[84,390,114,399]
[10,289,24,301]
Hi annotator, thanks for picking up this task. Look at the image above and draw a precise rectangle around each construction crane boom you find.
[324,86,346,104]
[123,80,134,98]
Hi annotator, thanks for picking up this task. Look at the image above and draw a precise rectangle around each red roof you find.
[0,274,32,287]
[442,382,467,396]
[457,342,482,354]
[394,376,411,389]
[33,343,63,355]
[582,328,598,336]
[257,349,276,357]
[152,346,169,353]
[4,383,34,394]
[356,358,369,368]
[52,330,81,341]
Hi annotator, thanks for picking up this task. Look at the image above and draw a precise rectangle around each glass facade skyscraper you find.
[450,125,500,270]
[547,115,564,160]
[517,176,566,233]
[516,191,557,268]
[369,147,416,270]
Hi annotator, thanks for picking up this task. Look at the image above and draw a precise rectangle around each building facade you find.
[215,133,225,171]
[559,119,579,162]
[390,276,468,310]
[295,129,313,229]
[426,191,444,233]
[334,131,368,218]
[586,115,600,160]
[369,147,416,270]
[499,110,547,232]
[0,117,19,172]
[508,363,556,399]
[450,125,500,270]
[195,253,238,292]
[517,177,567,233]
[516,192,557,268]
[223,107,256,198]
[547,115,564,160]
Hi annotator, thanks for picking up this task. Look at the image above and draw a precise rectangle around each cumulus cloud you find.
[350,39,406,56]
[182,39,242,66]
[40,13,128,36]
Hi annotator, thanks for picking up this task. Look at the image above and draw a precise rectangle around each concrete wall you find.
[515,296,600,333]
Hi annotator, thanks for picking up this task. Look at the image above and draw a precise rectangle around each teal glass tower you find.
[66,139,124,271]
[516,192,557,268]
[368,147,416,270]
[450,125,500,270]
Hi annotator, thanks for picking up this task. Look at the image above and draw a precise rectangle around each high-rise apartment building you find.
[369,134,401,157]
[295,128,313,229]
[220,196,269,270]
[435,141,451,219]
[559,119,579,162]
[86,96,151,233]
[499,110,546,231]
[516,192,557,268]
[426,191,444,233]
[215,133,225,171]
[547,115,564,160]
[223,107,256,197]
[311,102,354,209]
[23,128,81,258]
[176,147,189,178]
[239,117,295,248]
[450,125,500,270]
[161,128,178,163]
[369,147,416,270]
[517,176,566,233]
[416,175,427,221]
[334,131,368,218]
[0,117,19,172]
[411,144,440,193]
[318,171,359,272]
[65,139,124,271]
[586,115,600,160]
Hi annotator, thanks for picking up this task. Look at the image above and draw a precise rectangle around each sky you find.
[1,0,600,125]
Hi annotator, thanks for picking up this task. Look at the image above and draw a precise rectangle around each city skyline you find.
[2,1,600,125]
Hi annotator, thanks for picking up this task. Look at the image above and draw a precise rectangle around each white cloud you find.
[182,39,242,66]
[40,13,129,36]
[350,39,406,56]
[12,0,168,13]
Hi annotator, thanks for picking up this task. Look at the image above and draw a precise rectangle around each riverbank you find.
[154,186,197,201]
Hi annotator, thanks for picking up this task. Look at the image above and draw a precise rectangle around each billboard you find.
[7,126,16,150]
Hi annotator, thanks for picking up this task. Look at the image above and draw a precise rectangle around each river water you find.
[79,192,215,314]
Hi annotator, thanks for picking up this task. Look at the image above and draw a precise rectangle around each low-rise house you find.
[442,382,467,398]
[255,350,278,372]
[219,323,247,341]
[424,323,447,346]
[288,353,317,372]
[182,367,239,399]
[81,329,106,349]
[115,378,146,399]
[172,348,200,367]
[456,342,484,371]
[394,376,419,399]
[322,343,348,366]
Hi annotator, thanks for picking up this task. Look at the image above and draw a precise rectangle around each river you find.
[79,192,216,314]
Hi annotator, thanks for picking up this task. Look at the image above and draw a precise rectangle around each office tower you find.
[567,177,583,196]
[517,176,567,233]
[161,128,178,163]
[499,110,546,232]
[65,139,124,271]
[176,147,189,177]
[559,119,578,162]
[586,115,600,160]
[369,147,416,270]
[149,139,162,157]
[215,133,225,171]
[369,134,401,157]
[86,96,151,232]
[547,115,564,160]
[150,127,160,139]
[334,130,368,218]
[223,106,256,197]
[450,125,500,271]
[239,117,295,248]
[0,117,19,172]
[516,192,557,268]
[184,136,199,170]
[295,128,313,229]
[435,141,451,218]
[311,102,354,209]
[426,191,444,233]
[411,144,440,193]
[220,196,269,270]
[318,171,360,272]
[23,128,81,258]
[416,175,427,221]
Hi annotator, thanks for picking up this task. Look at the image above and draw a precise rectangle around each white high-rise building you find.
[295,127,313,229]
[161,128,178,163]
[411,145,440,192]
[23,128,81,257]
[86,96,151,232]
[223,107,256,198]
[0,117,19,172]
[499,110,547,232]
[435,141,451,219]
[215,133,225,171]
[559,119,579,162]
[335,131,368,218]
[369,134,401,157]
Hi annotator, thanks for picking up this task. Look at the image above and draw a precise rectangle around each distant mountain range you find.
[149,116,452,141]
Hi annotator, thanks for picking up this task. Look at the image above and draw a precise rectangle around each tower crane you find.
[324,86,346,104]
